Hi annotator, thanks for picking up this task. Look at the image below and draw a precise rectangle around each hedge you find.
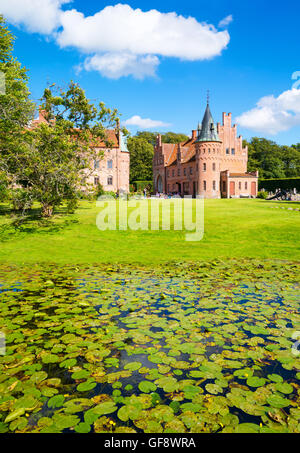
[259,178,300,193]
[131,180,153,193]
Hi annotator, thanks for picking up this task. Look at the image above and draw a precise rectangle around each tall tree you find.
[128,136,154,182]
[136,131,189,147]
[162,132,189,144]
[8,82,125,217]
[0,15,34,194]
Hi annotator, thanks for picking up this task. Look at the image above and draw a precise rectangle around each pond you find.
[0,260,299,433]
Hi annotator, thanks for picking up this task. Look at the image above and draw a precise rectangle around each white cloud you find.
[123,115,171,129]
[218,15,233,28]
[0,1,231,79]
[236,88,300,135]
[57,4,230,61]
[0,0,72,34]
[83,53,159,80]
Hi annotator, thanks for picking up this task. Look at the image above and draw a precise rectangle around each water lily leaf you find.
[138,381,157,393]
[205,383,223,395]
[267,394,290,409]
[246,376,266,387]
[74,422,91,433]
[5,408,25,423]
[14,395,39,411]
[267,374,283,383]
[59,358,77,369]
[77,380,97,392]
[71,370,90,380]
[275,382,293,395]
[29,371,48,384]
[124,362,142,371]
[48,394,65,409]
[41,353,60,364]
[9,416,28,432]
[164,419,186,433]
[51,413,80,430]
[235,423,260,433]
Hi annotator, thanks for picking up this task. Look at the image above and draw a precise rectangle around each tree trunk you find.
[41,203,53,218]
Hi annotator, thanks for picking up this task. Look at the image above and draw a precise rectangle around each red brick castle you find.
[153,102,258,198]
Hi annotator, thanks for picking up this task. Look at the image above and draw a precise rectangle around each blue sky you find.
[1,0,300,145]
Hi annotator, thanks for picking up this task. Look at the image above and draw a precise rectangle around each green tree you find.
[128,136,154,182]
[0,16,34,196]
[245,137,285,178]
[281,145,300,177]
[8,82,125,217]
[245,137,300,179]
[136,131,189,147]
[135,131,158,147]
[162,132,189,144]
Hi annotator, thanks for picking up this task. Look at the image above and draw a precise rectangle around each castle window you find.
[203,163,206,171]
[107,159,113,169]
[107,176,113,185]
[203,181,206,191]
[213,181,216,191]
[239,182,242,190]
[226,148,230,154]
[94,160,100,170]
[212,163,216,171]
[190,167,193,175]
[208,148,211,153]
[94,177,100,185]
[184,168,186,176]
[231,148,235,155]
[172,170,175,177]
[245,181,248,190]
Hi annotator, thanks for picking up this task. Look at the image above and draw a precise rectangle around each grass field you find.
[0,198,299,264]
[1,199,300,434]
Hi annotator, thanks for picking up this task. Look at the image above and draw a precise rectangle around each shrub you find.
[66,197,78,214]
[10,189,33,212]
[131,180,153,193]
[257,190,268,199]
[259,178,300,193]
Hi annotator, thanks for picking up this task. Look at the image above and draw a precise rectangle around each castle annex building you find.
[153,103,258,198]
[32,109,130,194]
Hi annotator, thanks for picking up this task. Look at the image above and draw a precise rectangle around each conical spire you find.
[196,99,221,143]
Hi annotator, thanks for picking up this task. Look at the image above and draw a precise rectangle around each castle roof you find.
[196,103,221,143]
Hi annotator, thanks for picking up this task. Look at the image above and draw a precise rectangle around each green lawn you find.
[0,198,299,264]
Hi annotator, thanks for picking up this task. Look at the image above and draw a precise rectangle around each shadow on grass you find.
[0,205,79,242]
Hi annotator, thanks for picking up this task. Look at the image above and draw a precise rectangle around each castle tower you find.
[195,101,222,198]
